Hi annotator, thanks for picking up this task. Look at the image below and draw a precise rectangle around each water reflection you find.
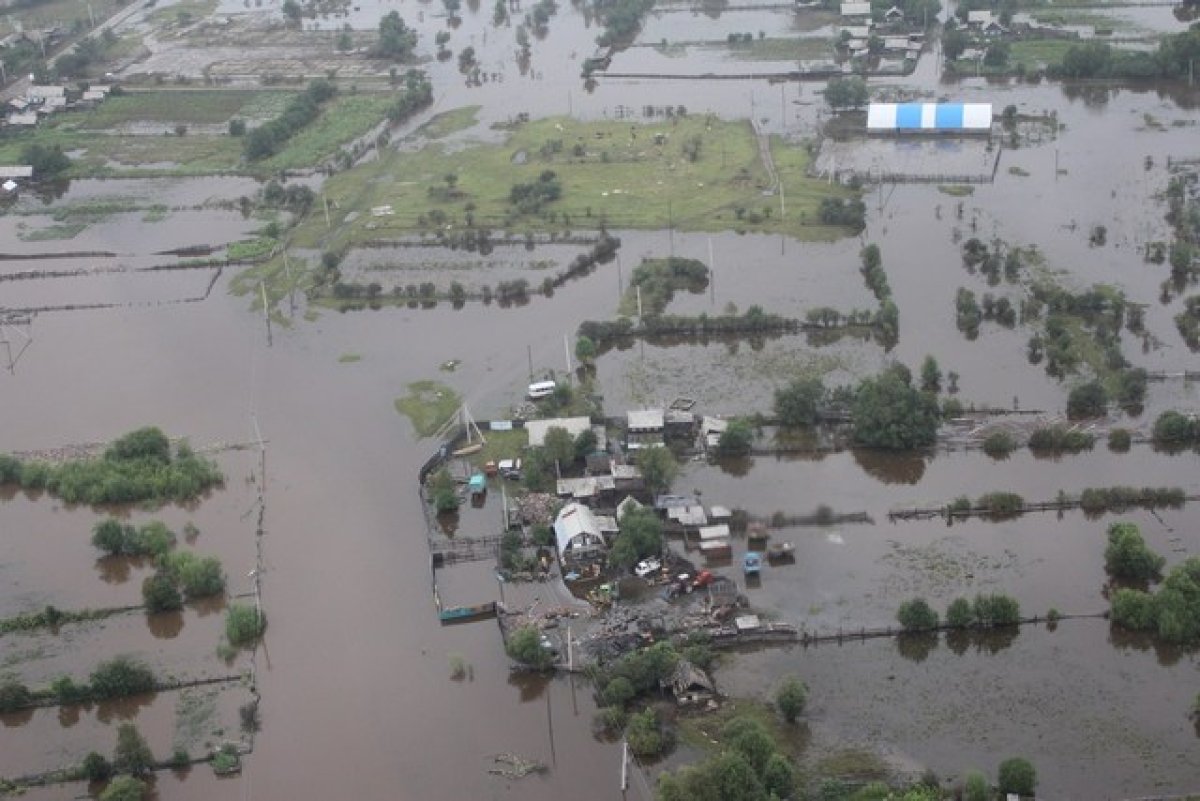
[939,627,1020,657]
[508,670,552,703]
[851,447,928,485]
[0,708,35,727]
[190,595,226,618]
[1106,625,1192,667]
[895,631,938,663]
[147,610,184,639]
[96,693,155,723]
[57,704,82,728]
[714,454,753,477]
[94,555,144,585]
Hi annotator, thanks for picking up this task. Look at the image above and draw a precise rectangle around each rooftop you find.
[525,416,592,447]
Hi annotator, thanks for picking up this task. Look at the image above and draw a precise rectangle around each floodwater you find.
[4,0,1200,798]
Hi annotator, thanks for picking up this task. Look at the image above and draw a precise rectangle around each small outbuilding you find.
[526,416,593,447]
[667,660,716,705]
[553,502,607,556]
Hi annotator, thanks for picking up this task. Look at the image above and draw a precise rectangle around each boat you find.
[452,443,483,457]
[527,380,556,400]
[767,542,795,562]
[438,601,497,624]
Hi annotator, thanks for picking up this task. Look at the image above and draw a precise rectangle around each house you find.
[981,19,1008,36]
[966,10,993,26]
[708,505,732,521]
[667,660,716,705]
[609,463,643,492]
[701,416,728,450]
[667,504,707,529]
[883,36,910,51]
[655,494,693,511]
[840,2,871,18]
[626,409,665,450]
[525,416,593,447]
[26,85,66,102]
[841,24,871,39]
[6,113,38,126]
[553,502,607,557]
[882,5,904,22]
[0,165,34,180]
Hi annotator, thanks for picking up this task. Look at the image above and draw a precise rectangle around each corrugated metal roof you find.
[867,103,993,132]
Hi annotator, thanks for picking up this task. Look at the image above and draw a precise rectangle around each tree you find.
[601,676,635,707]
[775,675,808,723]
[100,776,147,801]
[1152,411,1198,444]
[626,708,667,757]
[574,428,598,460]
[21,143,72,180]
[726,720,775,774]
[1104,522,1165,582]
[997,757,1037,797]
[228,118,246,136]
[1067,380,1108,418]
[142,571,183,613]
[920,355,942,393]
[92,518,133,555]
[972,593,1020,627]
[983,40,1010,67]
[90,657,156,699]
[852,368,940,450]
[637,445,678,496]
[431,468,459,513]
[161,552,226,598]
[575,335,597,363]
[281,0,302,24]
[542,426,576,470]
[774,377,824,427]
[106,427,171,464]
[610,507,663,568]
[373,11,418,59]
[942,27,968,61]
[824,76,869,110]
[762,754,795,799]
[112,723,155,777]
[897,598,939,631]
[506,624,553,669]
[717,418,755,457]
[963,771,989,801]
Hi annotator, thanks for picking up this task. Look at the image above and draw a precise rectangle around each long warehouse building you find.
[866,103,993,134]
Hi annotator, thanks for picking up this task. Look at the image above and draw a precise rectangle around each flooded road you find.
[3,0,1200,797]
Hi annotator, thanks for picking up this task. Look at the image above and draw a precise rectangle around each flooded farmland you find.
[3,0,1200,797]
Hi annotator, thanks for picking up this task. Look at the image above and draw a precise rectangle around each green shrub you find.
[51,675,90,704]
[1028,425,1094,453]
[142,571,183,613]
[626,708,667,757]
[225,604,266,646]
[601,676,635,707]
[0,677,32,712]
[1111,588,1158,630]
[1152,410,1199,445]
[997,757,1037,796]
[81,751,112,781]
[112,723,155,777]
[99,776,147,801]
[1067,380,1108,418]
[946,597,974,628]
[972,593,1020,627]
[1104,522,1165,582]
[775,675,808,723]
[963,771,989,801]
[1108,428,1132,451]
[90,657,156,699]
[897,598,939,631]
[977,492,1024,518]
[161,552,225,598]
[982,431,1017,457]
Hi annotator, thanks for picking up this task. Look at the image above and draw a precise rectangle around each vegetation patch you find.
[289,114,858,253]
[0,427,222,506]
[393,380,462,438]
[78,91,291,128]
[415,105,480,139]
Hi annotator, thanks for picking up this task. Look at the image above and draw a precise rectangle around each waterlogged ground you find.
[2,0,1200,797]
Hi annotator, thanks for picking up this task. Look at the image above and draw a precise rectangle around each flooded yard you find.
[3,0,1200,795]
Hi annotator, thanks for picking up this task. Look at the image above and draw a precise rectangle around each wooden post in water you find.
[260,282,272,346]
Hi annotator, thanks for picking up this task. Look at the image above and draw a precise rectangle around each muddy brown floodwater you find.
[4,0,1200,797]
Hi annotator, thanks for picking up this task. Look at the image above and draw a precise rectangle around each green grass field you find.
[79,91,293,128]
[0,90,392,177]
[291,113,856,253]
[720,36,834,62]
[1008,39,1077,70]
[413,106,481,139]
[394,380,463,438]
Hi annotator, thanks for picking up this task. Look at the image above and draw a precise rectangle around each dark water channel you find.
[3,2,1200,798]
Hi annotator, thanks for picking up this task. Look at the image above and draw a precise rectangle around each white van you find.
[527,380,556,400]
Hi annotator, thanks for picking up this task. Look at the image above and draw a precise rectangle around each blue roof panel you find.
[935,104,964,128]
[895,104,922,129]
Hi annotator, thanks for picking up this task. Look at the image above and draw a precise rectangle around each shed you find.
[7,113,38,126]
[735,614,761,632]
[841,24,871,38]
[883,36,909,50]
[0,165,34,180]
[708,505,732,521]
[627,409,664,432]
[655,494,693,510]
[526,416,592,447]
[840,1,871,16]
[26,85,65,100]
[866,102,993,134]
[882,5,904,20]
[967,10,993,24]
[668,660,715,704]
[610,463,643,490]
[553,502,606,555]
[698,524,730,542]
[668,504,707,528]
[8,98,29,111]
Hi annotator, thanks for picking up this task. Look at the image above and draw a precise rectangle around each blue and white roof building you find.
[867,103,993,134]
